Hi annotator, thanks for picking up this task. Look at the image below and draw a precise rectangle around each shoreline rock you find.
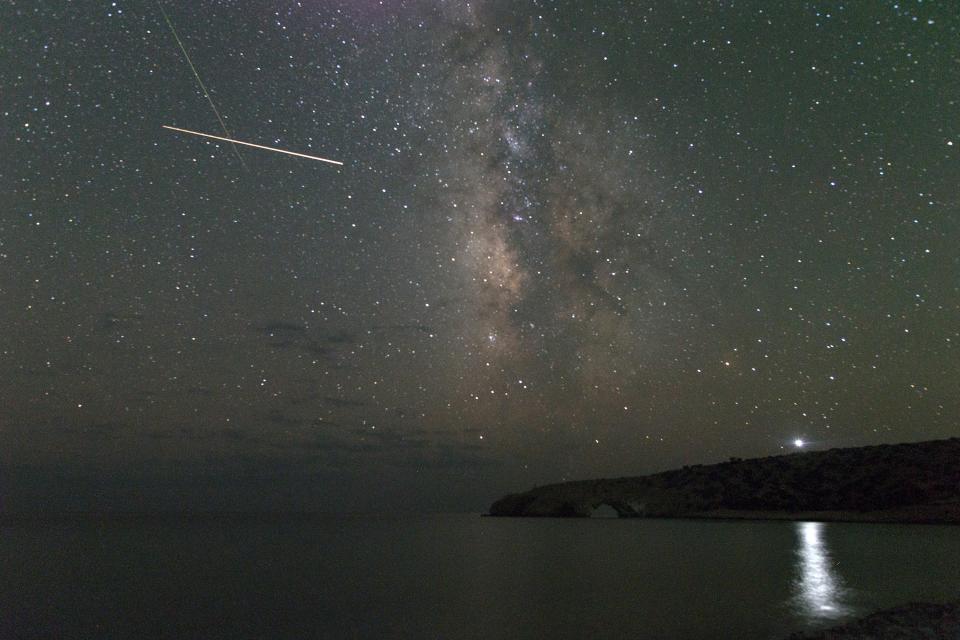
[786,601,960,639]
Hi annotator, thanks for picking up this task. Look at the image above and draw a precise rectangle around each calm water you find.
[1,514,958,639]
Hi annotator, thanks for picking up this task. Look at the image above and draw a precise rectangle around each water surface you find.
[2,514,958,639]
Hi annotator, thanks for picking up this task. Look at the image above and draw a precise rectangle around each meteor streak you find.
[163,125,344,166]
[156,0,245,168]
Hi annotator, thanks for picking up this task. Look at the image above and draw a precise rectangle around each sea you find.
[2,514,958,639]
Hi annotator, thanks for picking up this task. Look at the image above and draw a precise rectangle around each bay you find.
[2,514,958,639]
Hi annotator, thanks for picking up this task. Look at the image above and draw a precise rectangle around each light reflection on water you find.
[794,521,851,619]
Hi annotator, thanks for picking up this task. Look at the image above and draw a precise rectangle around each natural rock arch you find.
[590,503,619,518]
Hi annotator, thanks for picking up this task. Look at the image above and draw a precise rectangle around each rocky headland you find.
[489,438,960,522]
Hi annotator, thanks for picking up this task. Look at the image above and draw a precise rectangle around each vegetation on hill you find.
[489,438,960,522]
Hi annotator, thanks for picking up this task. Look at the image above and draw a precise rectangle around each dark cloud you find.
[18,367,59,378]
[256,322,355,343]
[373,324,435,336]
[320,396,367,409]
[146,426,195,441]
[74,421,125,440]
[321,331,356,345]
[299,342,338,359]
[264,411,303,428]
[256,322,307,336]
[254,322,356,365]
[99,312,144,333]
[310,417,342,428]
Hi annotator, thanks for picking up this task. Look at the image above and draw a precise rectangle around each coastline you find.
[485,502,960,525]
[488,438,960,522]
[656,504,960,525]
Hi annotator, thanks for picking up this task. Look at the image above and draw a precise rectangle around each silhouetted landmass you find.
[489,438,960,522]
[785,601,960,639]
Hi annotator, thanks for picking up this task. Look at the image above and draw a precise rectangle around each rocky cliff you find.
[489,438,960,522]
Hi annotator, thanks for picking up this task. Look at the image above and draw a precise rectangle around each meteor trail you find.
[156,0,245,168]
[163,125,344,166]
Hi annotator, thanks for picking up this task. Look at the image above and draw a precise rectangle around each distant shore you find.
[483,505,960,525]
[489,438,960,522]
[658,504,960,525]
[785,600,960,639]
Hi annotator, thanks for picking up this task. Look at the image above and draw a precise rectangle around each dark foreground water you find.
[1,514,958,639]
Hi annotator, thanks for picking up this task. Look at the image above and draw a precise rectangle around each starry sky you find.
[2,0,958,513]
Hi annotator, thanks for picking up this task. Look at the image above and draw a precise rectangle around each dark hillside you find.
[489,438,960,522]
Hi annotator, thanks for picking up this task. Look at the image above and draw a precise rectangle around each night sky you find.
[2,1,958,513]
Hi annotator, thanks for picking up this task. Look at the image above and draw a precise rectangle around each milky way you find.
[1,0,957,512]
